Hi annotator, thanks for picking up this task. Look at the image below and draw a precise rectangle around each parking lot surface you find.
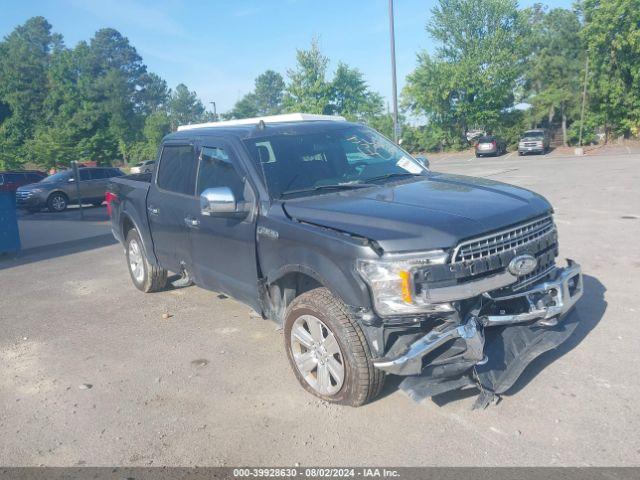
[1,151,639,466]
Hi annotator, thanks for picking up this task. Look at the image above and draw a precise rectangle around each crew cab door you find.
[147,143,198,273]
[187,142,259,310]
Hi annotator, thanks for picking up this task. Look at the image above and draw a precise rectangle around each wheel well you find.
[121,215,135,239]
[266,272,323,324]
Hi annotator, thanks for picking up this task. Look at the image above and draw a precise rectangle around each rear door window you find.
[79,169,91,181]
[90,169,108,180]
[157,144,197,195]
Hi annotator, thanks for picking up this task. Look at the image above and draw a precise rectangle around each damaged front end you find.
[361,215,585,408]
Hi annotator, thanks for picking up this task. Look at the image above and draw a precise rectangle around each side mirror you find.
[416,156,430,169]
[200,187,248,217]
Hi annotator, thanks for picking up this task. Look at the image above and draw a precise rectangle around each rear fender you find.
[119,205,159,267]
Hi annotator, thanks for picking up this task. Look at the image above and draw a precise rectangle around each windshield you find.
[522,131,544,139]
[40,170,71,183]
[243,125,427,198]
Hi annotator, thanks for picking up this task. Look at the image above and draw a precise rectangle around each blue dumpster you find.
[0,191,21,254]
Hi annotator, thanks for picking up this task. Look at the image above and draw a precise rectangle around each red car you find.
[0,170,47,193]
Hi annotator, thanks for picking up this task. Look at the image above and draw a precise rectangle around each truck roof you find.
[165,117,358,142]
[177,113,346,131]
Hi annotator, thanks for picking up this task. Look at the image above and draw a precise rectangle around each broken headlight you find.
[357,250,450,316]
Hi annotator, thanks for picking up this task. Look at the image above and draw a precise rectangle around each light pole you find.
[210,101,218,122]
[388,0,399,143]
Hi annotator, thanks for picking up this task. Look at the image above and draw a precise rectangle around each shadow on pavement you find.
[505,274,606,395]
[17,204,109,222]
[0,233,117,270]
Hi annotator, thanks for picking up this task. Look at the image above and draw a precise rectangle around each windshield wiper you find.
[364,172,425,183]
[279,183,374,198]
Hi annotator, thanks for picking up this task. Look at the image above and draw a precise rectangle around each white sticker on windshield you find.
[396,156,423,174]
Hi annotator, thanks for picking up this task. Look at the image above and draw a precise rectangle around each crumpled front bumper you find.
[373,260,583,376]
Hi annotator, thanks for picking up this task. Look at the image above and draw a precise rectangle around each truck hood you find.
[282,173,552,253]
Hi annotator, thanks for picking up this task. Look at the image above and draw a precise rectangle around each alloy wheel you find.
[290,314,345,396]
[128,238,145,284]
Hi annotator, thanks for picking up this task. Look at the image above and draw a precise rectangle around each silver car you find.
[16,167,124,212]
[518,129,550,155]
[129,160,155,174]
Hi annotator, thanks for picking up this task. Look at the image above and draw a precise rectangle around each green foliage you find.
[282,40,386,130]
[226,70,285,119]
[522,5,583,144]
[0,17,57,168]
[403,0,526,148]
[0,18,206,169]
[582,0,640,138]
[283,39,333,114]
[168,83,206,130]
[566,114,599,146]
[330,63,383,121]
[128,111,171,163]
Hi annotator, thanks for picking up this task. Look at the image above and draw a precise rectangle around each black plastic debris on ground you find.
[399,311,582,409]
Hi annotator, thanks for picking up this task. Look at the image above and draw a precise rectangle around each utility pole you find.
[388,0,399,143]
[578,56,589,147]
[210,101,218,122]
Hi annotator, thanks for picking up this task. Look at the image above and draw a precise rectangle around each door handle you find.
[148,206,159,215]
[184,216,200,228]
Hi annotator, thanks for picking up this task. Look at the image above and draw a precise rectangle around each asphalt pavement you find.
[1,150,639,466]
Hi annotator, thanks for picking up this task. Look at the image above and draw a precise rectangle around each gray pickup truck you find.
[107,114,583,408]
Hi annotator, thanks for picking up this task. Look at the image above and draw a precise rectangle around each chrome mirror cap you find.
[200,187,236,215]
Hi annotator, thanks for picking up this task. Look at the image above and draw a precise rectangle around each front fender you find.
[257,207,375,310]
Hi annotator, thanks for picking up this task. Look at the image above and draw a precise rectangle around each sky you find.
[0,0,573,114]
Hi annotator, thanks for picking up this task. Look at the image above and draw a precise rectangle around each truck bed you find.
[107,173,152,245]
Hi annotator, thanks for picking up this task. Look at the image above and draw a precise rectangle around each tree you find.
[522,6,583,145]
[254,70,285,115]
[330,63,383,121]
[581,0,640,139]
[226,70,285,119]
[283,39,333,114]
[128,111,171,162]
[168,83,206,130]
[403,0,526,148]
[0,17,58,168]
[138,72,170,115]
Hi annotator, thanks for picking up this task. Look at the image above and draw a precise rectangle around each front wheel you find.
[284,287,384,406]
[47,192,68,212]
[125,229,167,293]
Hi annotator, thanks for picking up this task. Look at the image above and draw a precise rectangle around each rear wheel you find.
[47,192,68,212]
[125,228,167,293]
[284,287,384,406]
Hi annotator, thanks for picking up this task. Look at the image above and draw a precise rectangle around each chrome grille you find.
[16,191,33,199]
[452,215,555,263]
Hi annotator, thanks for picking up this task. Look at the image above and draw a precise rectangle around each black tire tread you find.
[125,228,167,293]
[285,287,384,406]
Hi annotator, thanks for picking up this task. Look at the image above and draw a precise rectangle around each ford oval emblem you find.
[508,254,538,276]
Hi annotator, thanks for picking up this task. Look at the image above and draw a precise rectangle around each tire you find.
[47,192,68,212]
[284,287,385,406]
[125,228,167,293]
